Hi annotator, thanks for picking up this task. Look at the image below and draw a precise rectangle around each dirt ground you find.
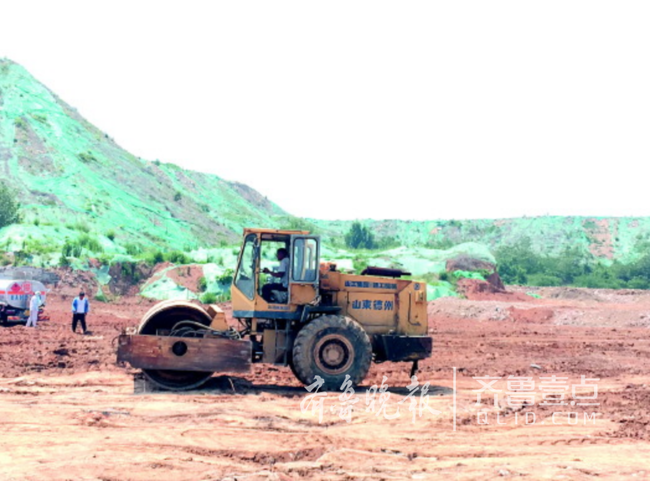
[1,286,650,480]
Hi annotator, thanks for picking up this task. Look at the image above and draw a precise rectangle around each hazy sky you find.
[1,1,649,220]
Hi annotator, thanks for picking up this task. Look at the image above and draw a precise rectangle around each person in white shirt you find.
[71,291,90,334]
[25,291,42,328]
[262,248,290,302]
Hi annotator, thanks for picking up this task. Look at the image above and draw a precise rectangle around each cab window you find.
[292,237,318,283]
[235,234,257,299]
[257,239,286,296]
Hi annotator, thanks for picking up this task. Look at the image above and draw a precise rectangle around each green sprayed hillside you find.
[314,216,650,264]
[0,59,292,257]
[3,58,650,294]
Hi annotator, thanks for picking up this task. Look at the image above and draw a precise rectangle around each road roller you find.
[117,228,432,390]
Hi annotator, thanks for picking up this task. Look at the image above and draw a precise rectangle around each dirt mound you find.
[485,271,505,290]
[457,278,532,302]
[51,268,98,299]
[446,255,495,273]
[165,264,205,293]
[544,287,603,302]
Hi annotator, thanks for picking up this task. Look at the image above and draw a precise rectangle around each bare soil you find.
[1,287,650,480]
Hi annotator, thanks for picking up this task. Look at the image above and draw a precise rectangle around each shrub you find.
[119,262,142,285]
[198,276,207,291]
[0,182,20,229]
[78,151,97,163]
[217,268,234,285]
[23,238,57,256]
[526,273,563,287]
[62,241,82,258]
[59,254,70,267]
[165,250,191,265]
[77,234,103,253]
[106,230,116,241]
[173,191,182,202]
[31,113,48,124]
[281,216,319,233]
[376,235,400,249]
[97,254,112,265]
[13,250,30,266]
[628,277,650,290]
[142,250,165,266]
[61,234,103,257]
[427,238,455,250]
[125,243,142,256]
[345,222,376,250]
[73,222,91,233]
[572,274,622,289]
[200,292,217,304]
[352,256,369,274]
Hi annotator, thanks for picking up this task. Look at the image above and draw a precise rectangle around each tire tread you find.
[292,314,372,390]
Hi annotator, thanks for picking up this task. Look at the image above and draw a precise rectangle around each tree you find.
[0,182,20,229]
[345,222,376,249]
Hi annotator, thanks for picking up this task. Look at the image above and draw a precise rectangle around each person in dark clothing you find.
[71,291,90,334]
[262,248,290,302]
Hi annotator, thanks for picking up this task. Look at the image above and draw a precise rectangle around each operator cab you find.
[232,229,320,317]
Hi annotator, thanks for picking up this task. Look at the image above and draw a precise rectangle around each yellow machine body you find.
[230,228,431,364]
[318,269,427,337]
[117,228,431,390]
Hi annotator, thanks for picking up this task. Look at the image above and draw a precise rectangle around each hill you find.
[3,59,650,295]
[314,216,650,263]
[0,58,293,258]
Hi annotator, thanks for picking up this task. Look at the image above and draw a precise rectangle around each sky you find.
[1,1,649,221]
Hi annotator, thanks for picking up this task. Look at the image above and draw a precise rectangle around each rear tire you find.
[292,315,372,390]
[288,355,300,380]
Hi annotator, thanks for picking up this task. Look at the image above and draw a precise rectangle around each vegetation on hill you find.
[316,216,650,264]
[0,58,294,257]
[0,182,20,229]
[496,238,650,290]
[344,222,375,249]
[2,59,650,293]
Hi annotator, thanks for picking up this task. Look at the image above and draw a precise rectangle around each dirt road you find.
[1,288,649,480]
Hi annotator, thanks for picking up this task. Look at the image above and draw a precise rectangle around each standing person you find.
[25,291,42,328]
[71,291,90,334]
